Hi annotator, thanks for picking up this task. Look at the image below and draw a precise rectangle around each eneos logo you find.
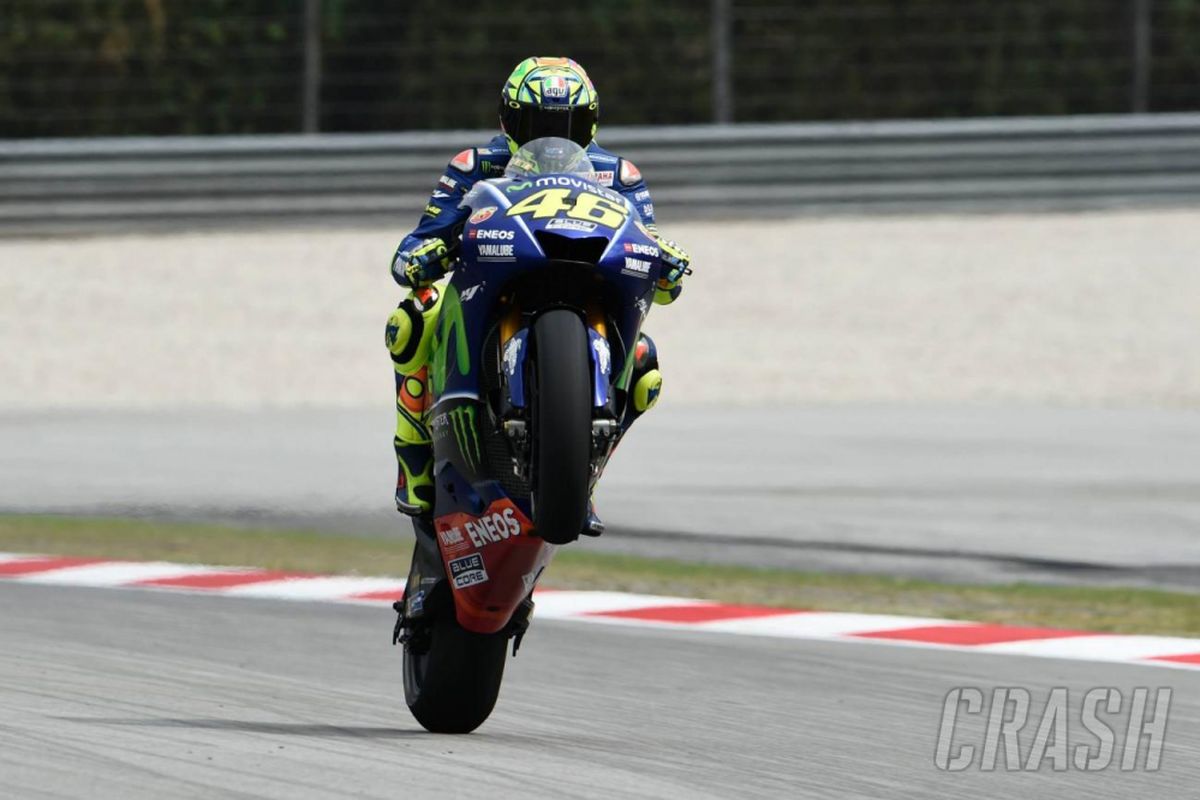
[470,228,514,240]
[462,507,522,548]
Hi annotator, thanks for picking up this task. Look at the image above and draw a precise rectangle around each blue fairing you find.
[429,171,661,407]
[394,134,658,275]
[423,139,666,633]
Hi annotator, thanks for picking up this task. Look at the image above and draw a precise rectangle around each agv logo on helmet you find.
[499,56,599,150]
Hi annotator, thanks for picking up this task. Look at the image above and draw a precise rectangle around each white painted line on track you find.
[2,552,1197,672]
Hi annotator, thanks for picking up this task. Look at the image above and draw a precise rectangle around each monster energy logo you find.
[449,405,482,472]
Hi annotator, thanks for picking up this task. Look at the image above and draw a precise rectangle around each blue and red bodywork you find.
[427,173,661,633]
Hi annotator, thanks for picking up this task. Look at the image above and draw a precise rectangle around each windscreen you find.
[503,137,594,179]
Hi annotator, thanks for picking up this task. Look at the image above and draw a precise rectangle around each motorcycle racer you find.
[385,56,691,529]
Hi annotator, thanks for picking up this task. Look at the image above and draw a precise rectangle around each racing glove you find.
[654,237,691,305]
[392,237,452,288]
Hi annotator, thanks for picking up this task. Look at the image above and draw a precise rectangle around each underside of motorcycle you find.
[397,262,645,733]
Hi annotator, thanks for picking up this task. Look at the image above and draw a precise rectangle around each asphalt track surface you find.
[3,581,1198,800]
[2,406,1198,589]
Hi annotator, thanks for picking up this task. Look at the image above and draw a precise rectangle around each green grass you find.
[2,515,1198,637]
[0,515,418,576]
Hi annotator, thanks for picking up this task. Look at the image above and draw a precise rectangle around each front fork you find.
[497,300,623,487]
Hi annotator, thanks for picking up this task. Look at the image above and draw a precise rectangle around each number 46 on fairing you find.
[506,188,629,229]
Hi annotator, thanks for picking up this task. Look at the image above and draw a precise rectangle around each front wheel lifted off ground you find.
[530,309,592,545]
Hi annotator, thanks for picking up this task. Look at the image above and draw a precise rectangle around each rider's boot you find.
[582,498,605,537]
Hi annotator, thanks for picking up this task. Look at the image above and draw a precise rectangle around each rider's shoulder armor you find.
[447,148,476,174]
[618,159,643,187]
[449,136,514,181]
[437,136,514,196]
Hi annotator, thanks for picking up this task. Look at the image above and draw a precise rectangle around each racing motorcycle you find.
[395,137,667,733]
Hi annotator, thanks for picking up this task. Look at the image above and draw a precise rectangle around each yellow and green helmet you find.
[499,57,599,149]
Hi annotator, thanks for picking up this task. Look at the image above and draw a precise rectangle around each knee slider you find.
[386,287,445,373]
[633,369,662,413]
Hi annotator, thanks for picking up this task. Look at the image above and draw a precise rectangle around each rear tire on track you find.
[403,612,508,734]
[530,309,592,545]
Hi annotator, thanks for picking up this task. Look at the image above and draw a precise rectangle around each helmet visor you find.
[501,100,597,149]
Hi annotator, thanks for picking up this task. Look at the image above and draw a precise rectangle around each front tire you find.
[404,611,508,734]
[530,309,592,545]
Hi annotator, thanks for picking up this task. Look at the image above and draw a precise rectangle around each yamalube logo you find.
[477,243,515,259]
[622,256,653,277]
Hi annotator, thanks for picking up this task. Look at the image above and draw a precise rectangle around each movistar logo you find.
[449,405,482,472]
[431,286,471,397]
[505,180,533,193]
